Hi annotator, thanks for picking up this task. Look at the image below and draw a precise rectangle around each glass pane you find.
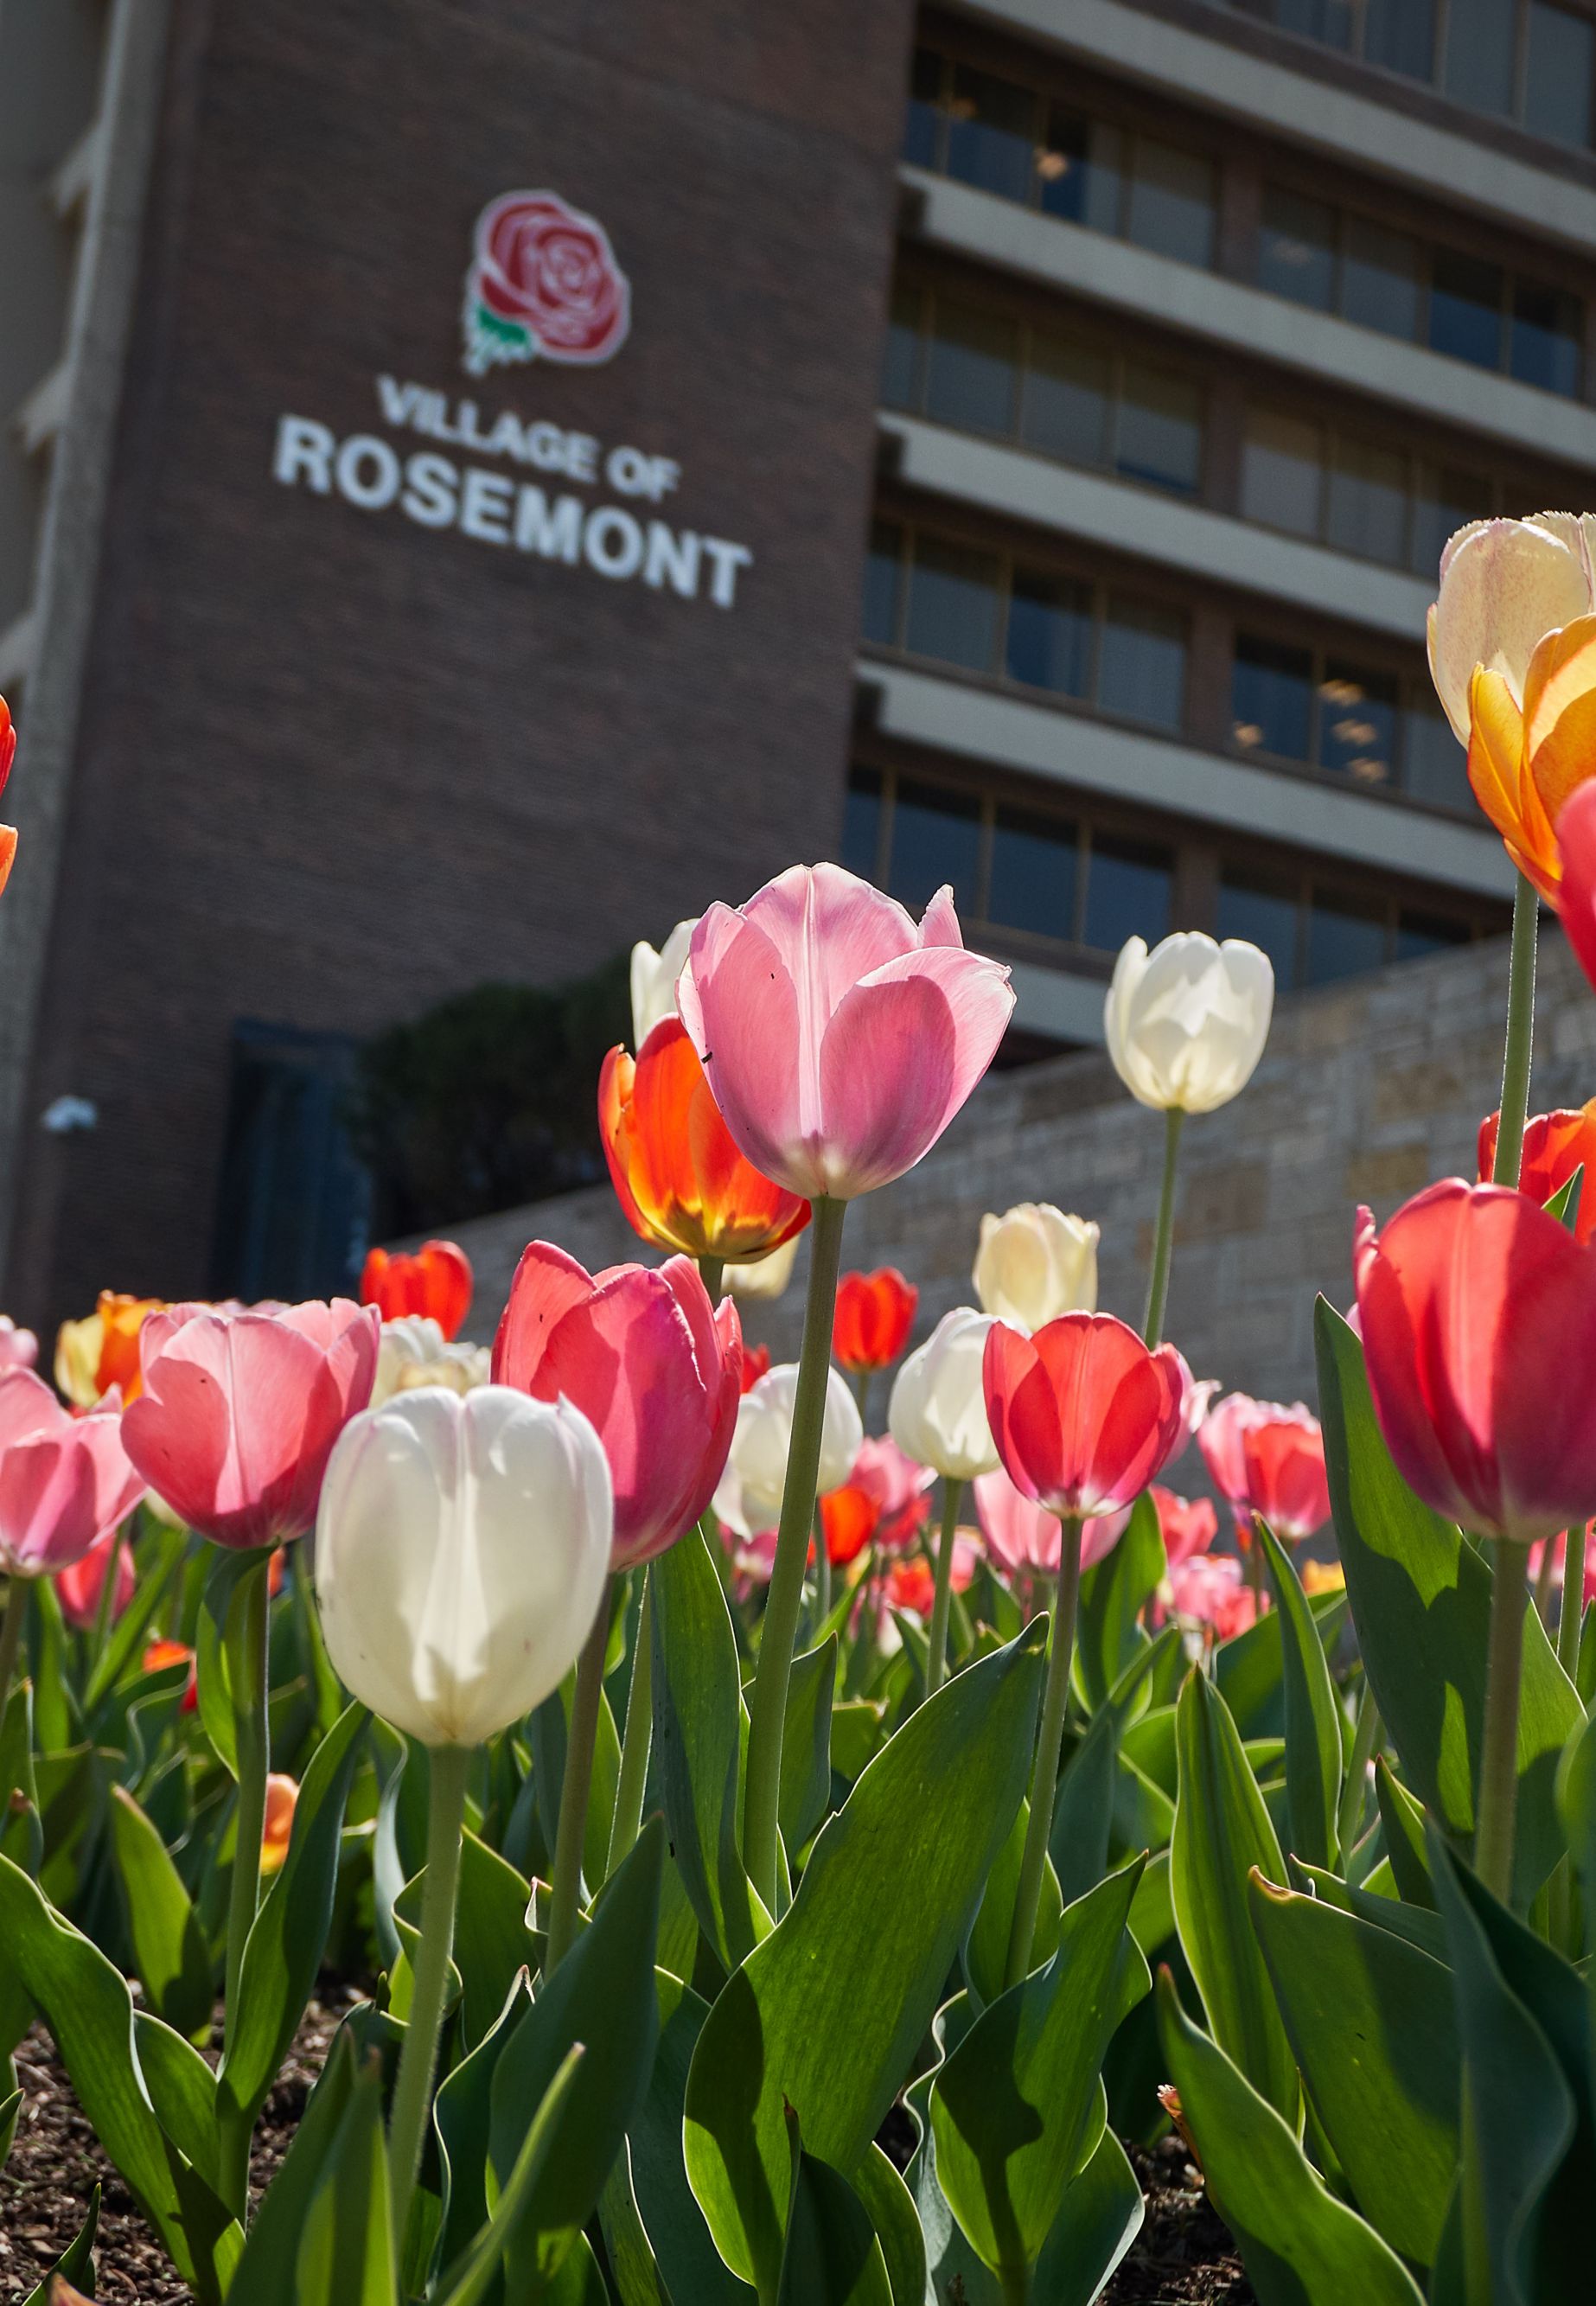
[903,47,944,169]
[903,537,1000,670]
[1525,3,1594,145]
[1402,694,1475,811]
[1429,248,1504,369]
[1115,363,1203,493]
[1240,407,1323,536]
[988,805,1080,937]
[1021,332,1111,463]
[1443,0,1517,112]
[881,282,922,411]
[889,779,982,915]
[1510,279,1583,396]
[946,65,1037,202]
[1232,634,1313,760]
[1126,138,1215,266]
[1325,437,1409,564]
[1341,216,1422,338]
[1005,568,1094,694]
[1363,0,1437,77]
[1397,906,1472,960]
[1216,868,1300,989]
[862,521,902,646]
[1257,184,1336,309]
[1318,661,1400,786]
[1305,888,1389,984]
[923,302,1018,434]
[1411,463,1492,580]
[1098,597,1187,727]
[1037,109,1124,230]
[841,767,883,880]
[1274,0,1356,46]
[1082,833,1173,950]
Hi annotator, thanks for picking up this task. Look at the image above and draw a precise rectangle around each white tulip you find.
[723,1231,800,1301]
[888,1308,999,1481]
[1427,513,1596,743]
[630,917,699,1050]
[1104,933,1274,1115]
[315,1385,612,1748]
[712,1361,863,1536]
[371,1315,491,1409]
[973,1204,1098,1332]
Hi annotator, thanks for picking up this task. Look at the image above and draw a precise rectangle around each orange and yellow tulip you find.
[1467,613,1596,898]
[54,1292,163,1408]
[598,1018,810,1265]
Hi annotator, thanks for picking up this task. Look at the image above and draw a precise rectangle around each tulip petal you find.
[1465,667,1549,890]
[681,906,814,1193]
[1429,516,1592,741]
[492,1241,600,1389]
[1555,781,1596,1000]
[1523,614,1596,836]
[739,861,919,1008]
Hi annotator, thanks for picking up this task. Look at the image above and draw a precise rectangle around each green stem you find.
[1004,1517,1083,1990]
[386,1742,470,2260]
[1336,1676,1381,1865]
[1557,1526,1585,1683]
[90,1533,123,1665]
[0,1577,25,1734]
[854,1367,871,1430]
[545,1590,612,1973]
[1243,1519,1264,1603]
[925,1478,965,1696]
[219,1559,271,2215]
[744,1194,848,1914]
[1476,1539,1527,1902]
[698,1254,725,1301]
[605,1572,653,1879]
[1490,873,1538,1189]
[1142,1106,1185,1345]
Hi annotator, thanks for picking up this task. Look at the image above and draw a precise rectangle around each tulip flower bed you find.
[10,521,1596,2305]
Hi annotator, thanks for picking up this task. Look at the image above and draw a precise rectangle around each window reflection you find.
[1319,663,1399,785]
[945,65,1037,202]
[1233,636,1314,761]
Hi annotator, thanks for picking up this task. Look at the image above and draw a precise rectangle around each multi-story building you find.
[0,0,1580,1319]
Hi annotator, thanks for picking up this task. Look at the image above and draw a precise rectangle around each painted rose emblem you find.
[463,190,631,377]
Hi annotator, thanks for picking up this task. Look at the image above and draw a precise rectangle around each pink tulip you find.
[1241,1407,1331,1543]
[1529,1526,1596,1607]
[1170,1352,1220,1461]
[1150,1484,1218,1569]
[0,1370,146,1577]
[1554,778,1596,999]
[1197,1392,1267,1523]
[983,1313,1185,1520]
[676,863,1014,1199]
[1168,1552,1259,1643]
[123,1300,379,1550]
[493,1242,741,1568]
[56,1531,136,1630]
[848,1434,935,1553]
[0,1316,37,1371]
[974,1463,1131,1575]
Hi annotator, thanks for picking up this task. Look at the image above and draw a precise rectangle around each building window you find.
[989,803,1081,938]
[889,776,984,913]
[1005,569,1094,695]
[881,284,922,411]
[923,300,1018,435]
[842,764,884,879]
[1411,464,1492,581]
[1401,694,1476,810]
[1232,629,1473,811]
[1429,248,1504,369]
[1525,2,1596,144]
[904,537,1000,671]
[1240,408,1323,538]
[945,62,1038,202]
[1510,280,1583,396]
[1083,832,1174,949]
[1126,139,1216,266]
[1325,437,1408,565]
[1100,597,1188,728]
[1257,185,1337,310]
[1307,887,1391,984]
[1233,636,1315,762]
[1037,107,1124,230]
[1363,0,1438,78]
[1021,333,1113,463]
[1318,661,1400,786]
[1115,362,1203,493]
[1341,216,1423,340]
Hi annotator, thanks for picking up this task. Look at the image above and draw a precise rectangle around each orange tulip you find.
[819,1482,879,1567]
[54,1293,163,1408]
[143,1638,199,1711]
[1478,1100,1596,1242]
[260,1773,298,1875]
[361,1240,473,1339]
[1466,614,1596,897]
[598,1019,810,1265]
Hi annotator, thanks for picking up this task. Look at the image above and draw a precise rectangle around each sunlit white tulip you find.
[713,1360,862,1536]
[1104,933,1273,1115]
[1427,513,1596,743]
[888,1307,999,1481]
[973,1204,1097,1332]
[371,1315,491,1408]
[314,1385,611,1748]
[630,917,699,1050]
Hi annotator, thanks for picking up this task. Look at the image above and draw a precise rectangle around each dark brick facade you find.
[8,0,914,1322]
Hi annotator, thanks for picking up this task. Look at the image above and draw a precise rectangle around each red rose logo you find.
[463,190,631,376]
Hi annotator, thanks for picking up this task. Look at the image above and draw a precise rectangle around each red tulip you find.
[493,1242,741,1568]
[0,1371,146,1577]
[884,1538,977,1620]
[833,1269,918,1374]
[1529,1526,1596,1607]
[1150,1484,1218,1569]
[56,1531,136,1630]
[739,1342,772,1395]
[0,696,16,898]
[982,1313,1185,1520]
[1196,1392,1266,1522]
[360,1240,473,1341]
[1355,1179,1596,1543]
[143,1637,199,1711]
[123,1300,379,1550]
[974,1463,1130,1575]
[819,1482,878,1566]
[1551,762,1596,994]
[1240,1407,1330,1543]
[1478,1100,1596,1241]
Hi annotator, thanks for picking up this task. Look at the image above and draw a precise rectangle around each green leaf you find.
[1561,1706,1596,1958]
[1248,1873,1459,2264]
[1073,1493,1164,1709]
[615,1968,747,2305]
[779,1635,837,1857]
[930,1857,1149,2284]
[1048,1706,1119,1907]
[777,2105,893,2306]
[224,2029,361,2305]
[650,1523,768,1968]
[684,1623,1046,2296]
[435,1971,533,2271]
[1372,1758,1434,1908]
[830,1698,886,1782]
[450,1830,538,2051]
[1171,1667,1297,2119]
[218,1701,367,2130]
[1215,1589,1347,1743]
[436,2042,587,2306]
[851,2144,928,2306]
[964,1794,1061,2013]
[291,2044,398,2306]
[19,2182,98,2306]
[135,2010,227,2199]
[1156,1972,1425,2305]
[83,1523,187,1716]
[195,1546,274,1779]
[488,1817,663,2292]
[599,2143,674,2306]
[1316,1297,1581,1905]
[1258,1523,1342,1870]
[108,1787,213,2041]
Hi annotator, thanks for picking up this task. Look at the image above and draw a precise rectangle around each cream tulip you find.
[888,1307,1000,1481]
[1427,513,1596,743]
[1104,932,1274,1115]
[314,1384,611,1749]
[713,1360,863,1536]
[629,917,699,1050]
[723,1231,801,1301]
[974,1204,1098,1332]
[371,1315,491,1408]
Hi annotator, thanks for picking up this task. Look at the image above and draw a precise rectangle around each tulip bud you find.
[714,1361,863,1536]
[314,1385,612,1748]
[630,917,699,1049]
[888,1307,1000,1480]
[1104,933,1274,1115]
[973,1204,1098,1331]
[260,1773,298,1875]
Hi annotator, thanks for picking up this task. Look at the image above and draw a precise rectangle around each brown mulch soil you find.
[3,2009,1254,2303]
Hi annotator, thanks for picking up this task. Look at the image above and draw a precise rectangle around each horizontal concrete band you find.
[903,169,1596,473]
[857,655,1517,897]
